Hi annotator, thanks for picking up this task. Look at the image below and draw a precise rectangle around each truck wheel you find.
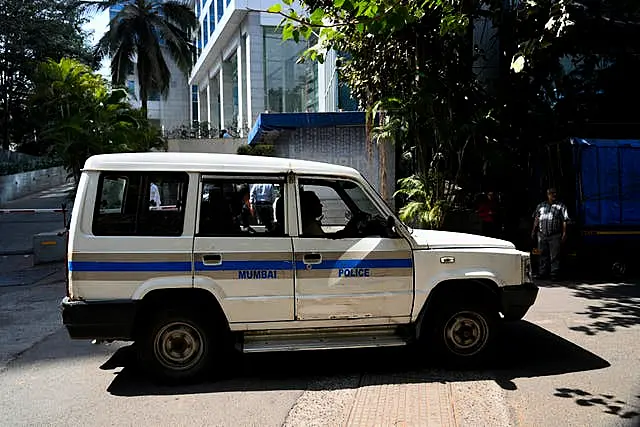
[611,260,627,280]
[430,302,497,366]
[138,309,213,384]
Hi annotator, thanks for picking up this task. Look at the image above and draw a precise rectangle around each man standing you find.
[531,188,569,279]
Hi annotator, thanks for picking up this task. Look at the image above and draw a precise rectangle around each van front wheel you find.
[429,302,497,366]
[138,310,212,383]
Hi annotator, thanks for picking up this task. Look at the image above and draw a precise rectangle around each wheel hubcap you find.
[154,321,204,371]
[444,311,489,356]
[612,261,626,277]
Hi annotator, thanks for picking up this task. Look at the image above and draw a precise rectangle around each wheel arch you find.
[414,278,500,340]
[133,288,229,340]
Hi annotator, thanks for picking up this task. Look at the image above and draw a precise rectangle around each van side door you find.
[192,175,295,323]
[291,176,414,322]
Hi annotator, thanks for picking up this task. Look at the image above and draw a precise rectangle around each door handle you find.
[202,254,222,266]
[303,253,322,265]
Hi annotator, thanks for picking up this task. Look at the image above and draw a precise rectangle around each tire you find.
[611,260,627,280]
[138,309,213,384]
[429,302,497,367]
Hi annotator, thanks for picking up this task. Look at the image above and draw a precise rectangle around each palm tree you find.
[85,0,197,115]
[33,58,166,182]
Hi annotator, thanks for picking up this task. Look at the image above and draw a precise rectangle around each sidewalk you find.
[0,182,74,255]
[345,373,457,426]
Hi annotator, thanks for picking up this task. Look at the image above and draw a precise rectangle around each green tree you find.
[269,0,497,228]
[85,0,197,115]
[0,0,93,150]
[32,58,165,182]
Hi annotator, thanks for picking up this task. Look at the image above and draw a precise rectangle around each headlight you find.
[522,254,532,283]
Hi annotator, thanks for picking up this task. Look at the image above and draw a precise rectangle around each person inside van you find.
[300,191,326,236]
[149,180,161,208]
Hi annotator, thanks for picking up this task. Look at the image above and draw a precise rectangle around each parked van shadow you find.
[104,321,610,397]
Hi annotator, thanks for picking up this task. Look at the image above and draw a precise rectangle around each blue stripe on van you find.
[68,261,191,272]
[68,258,413,273]
[295,258,413,270]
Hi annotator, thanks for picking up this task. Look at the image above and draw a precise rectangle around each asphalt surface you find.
[0,273,638,426]
[0,182,74,255]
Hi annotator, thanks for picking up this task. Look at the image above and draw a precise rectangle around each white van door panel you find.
[193,176,294,323]
[292,237,413,320]
[192,239,294,322]
[293,177,414,321]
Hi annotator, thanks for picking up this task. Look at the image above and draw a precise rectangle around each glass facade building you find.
[263,27,318,113]
[188,2,356,136]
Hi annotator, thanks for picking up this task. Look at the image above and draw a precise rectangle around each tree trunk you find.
[140,85,148,118]
[2,88,10,150]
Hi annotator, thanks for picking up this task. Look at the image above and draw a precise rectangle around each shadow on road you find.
[553,388,640,421]
[104,321,610,397]
[540,280,640,335]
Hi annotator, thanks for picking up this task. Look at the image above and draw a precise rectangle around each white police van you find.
[61,152,537,382]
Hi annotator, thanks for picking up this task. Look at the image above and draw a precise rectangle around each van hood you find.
[409,229,515,250]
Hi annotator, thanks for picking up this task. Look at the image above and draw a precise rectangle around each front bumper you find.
[61,297,137,340]
[500,282,539,318]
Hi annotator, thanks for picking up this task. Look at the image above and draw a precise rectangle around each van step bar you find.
[241,328,409,353]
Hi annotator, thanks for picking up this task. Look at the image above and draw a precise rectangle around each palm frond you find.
[148,15,195,74]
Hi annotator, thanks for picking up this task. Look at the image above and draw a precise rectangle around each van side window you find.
[199,178,286,237]
[93,172,188,236]
[298,178,388,238]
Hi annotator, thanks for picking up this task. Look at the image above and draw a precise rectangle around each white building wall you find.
[190,1,343,135]
[243,12,265,125]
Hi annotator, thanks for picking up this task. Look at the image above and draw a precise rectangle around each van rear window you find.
[93,172,188,236]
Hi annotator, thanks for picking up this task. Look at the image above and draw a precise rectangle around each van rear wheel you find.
[138,309,212,383]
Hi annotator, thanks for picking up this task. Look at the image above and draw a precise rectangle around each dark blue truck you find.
[545,138,640,277]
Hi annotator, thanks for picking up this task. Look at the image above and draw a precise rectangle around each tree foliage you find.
[272,0,640,231]
[274,0,497,227]
[506,0,640,128]
[30,58,165,182]
[0,0,94,150]
[85,0,197,114]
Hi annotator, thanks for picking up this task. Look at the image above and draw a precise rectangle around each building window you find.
[109,5,123,21]
[338,82,358,111]
[263,26,318,113]
[148,89,161,101]
[203,16,209,47]
[126,80,135,95]
[209,3,215,34]
[93,172,188,236]
[195,0,200,17]
[192,85,199,122]
[217,0,223,22]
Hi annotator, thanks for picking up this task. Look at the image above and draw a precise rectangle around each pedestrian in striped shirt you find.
[531,188,569,279]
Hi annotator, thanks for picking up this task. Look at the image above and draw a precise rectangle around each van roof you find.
[83,152,362,179]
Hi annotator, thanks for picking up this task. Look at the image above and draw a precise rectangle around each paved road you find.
[504,280,640,426]
[0,273,638,426]
[0,182,74,255]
